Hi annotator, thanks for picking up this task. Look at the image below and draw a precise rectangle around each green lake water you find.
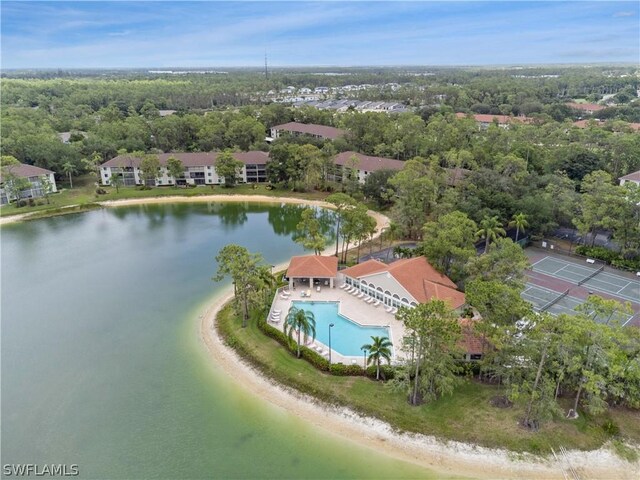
[1,202,446,479]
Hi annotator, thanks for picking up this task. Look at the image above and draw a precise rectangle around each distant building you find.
[270,122,345,141]
[158,110,176,117]
[333,151,404,183]
[99,151,269,187]
[566,102,606,115]
[619,170,640,187]
[57,131,87,143]
[455,113,532,129]
[0,163,57,205]
[333,151,469,186]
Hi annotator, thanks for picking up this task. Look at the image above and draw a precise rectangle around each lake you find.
[1,202,440,479]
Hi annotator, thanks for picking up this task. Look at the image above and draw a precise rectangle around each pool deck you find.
[269,282,406,366]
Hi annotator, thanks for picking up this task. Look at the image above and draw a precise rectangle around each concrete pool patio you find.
[268,283,405,366]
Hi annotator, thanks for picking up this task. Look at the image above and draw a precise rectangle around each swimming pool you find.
[290,301,392,357]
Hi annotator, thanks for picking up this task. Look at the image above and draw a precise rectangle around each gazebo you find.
[286,255,338,290]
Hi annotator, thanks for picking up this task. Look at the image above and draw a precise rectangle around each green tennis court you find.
[522,283,635,326]
[530,256,640,303]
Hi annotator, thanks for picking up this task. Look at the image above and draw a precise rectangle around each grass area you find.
[217,303,640,456]
[0,175,331,219]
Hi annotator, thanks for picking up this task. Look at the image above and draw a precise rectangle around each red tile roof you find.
[341,256,466,309]
[340,259,388,277]
[457,318,488,355]
[273,122,345,139]
[334,151,405,172]
[287,255,338,278]
[101,151,268,168]
[455,113,532,125]
[572,119,603,128]
[0,163,53,182]
[620,170,640,182]
[566,102,606,112]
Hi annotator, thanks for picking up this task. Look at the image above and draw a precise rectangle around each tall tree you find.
[361,336,393,380]
[326,193,356,257]
[509,212,529,242]
[214,150,244,187]
[109,174,124,193]
[166,156,185,186]
[422,211,477,281]
[294,208,326,254]
[388,158,443,239]
[213,245,264,328]
[61,161,77,189]
[394,300,461,405]
[138,154,161,187]
[284,306,316,358]
[476,215,506,253]
[465,237,529,288]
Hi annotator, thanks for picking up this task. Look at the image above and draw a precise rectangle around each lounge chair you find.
[391,307,398,314]
[351,289,359,296]
[385,306,393,313]
[340,284,348,290]
[281,291,290,297]
[373,300,380,307]
[357,292,365,299]
[366,297,375,304]
[316,286,321,292]
[306,289,311,297]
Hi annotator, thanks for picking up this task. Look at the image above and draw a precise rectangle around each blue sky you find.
[1,1,638,68]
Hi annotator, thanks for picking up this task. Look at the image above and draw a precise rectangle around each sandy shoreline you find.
[0,194,391,229]
[199,288,638,480]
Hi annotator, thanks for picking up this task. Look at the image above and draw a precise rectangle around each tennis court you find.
[530,256,640,303]
[522,283,635,325]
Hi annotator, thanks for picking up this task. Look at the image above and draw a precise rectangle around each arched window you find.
[401,297,409,305]
[410,302,418,307]
[361,280,368,286]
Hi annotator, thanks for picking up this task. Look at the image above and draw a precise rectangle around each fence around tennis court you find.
[530,239,608,266]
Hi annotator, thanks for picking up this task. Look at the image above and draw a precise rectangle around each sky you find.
[1,1,639,69]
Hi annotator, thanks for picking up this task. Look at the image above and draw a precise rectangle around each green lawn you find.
[218,304,640,456]
[0,175,330,219]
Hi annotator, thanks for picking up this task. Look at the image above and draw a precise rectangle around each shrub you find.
[95,188,107,195]
[365,364,396,380]
[301,346,329,371]
[330,363,363,376]
[576,245,640,271]
[601,419,621,437]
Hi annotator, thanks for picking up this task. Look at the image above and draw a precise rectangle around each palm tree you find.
[61,162,77,189]
[508,212,529,243]
[255,265,277,311]
[383,222,400,262]
[476,216,506,253]
[284,306,316,358]
[361,336,393,380]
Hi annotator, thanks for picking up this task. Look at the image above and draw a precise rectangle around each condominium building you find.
[0,163,57,205]
[100,151,269,187]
